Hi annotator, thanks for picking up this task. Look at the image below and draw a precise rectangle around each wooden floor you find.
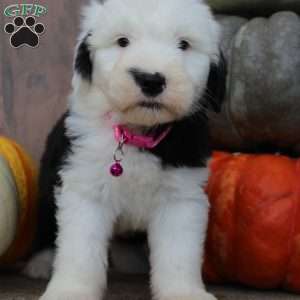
[0,274,299,300]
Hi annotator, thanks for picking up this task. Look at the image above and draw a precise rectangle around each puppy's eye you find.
[179,40,190,51]
[117,37,130,48]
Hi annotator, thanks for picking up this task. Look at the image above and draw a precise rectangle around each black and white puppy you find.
[26,0,226,299]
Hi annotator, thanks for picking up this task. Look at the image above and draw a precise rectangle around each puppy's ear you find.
[206,51,227,113]
[74,34,93,82]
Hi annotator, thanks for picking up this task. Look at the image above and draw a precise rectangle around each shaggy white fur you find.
[29,0,221,299]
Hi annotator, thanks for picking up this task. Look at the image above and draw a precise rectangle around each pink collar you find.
[114,125,171,149]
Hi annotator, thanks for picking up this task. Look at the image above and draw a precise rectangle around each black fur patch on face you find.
[205,51,227,113]
[75,35,93,82]
[147,52,227,168]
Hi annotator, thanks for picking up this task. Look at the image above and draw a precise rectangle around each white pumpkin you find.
[0,155,18,257]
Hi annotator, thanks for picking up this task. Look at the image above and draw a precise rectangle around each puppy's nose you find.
[129,69,166,97]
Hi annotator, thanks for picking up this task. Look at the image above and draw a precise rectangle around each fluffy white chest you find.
[109,146,165,231]
[59,123,208,232]
[61,127,161,229]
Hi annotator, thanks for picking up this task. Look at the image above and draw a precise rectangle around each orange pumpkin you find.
[204,151,300,292]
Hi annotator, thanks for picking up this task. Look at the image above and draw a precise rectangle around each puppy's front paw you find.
[162,291,217,300]
[40,289,100,300]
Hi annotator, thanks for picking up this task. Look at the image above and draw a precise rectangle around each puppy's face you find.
[74,0,221,126]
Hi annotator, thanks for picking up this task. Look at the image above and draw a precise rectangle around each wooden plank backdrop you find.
[0,0,87,162]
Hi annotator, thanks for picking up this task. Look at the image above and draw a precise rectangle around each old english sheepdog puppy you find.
[25,0,226,299]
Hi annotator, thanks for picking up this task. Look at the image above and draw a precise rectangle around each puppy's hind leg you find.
[23,249,54,280]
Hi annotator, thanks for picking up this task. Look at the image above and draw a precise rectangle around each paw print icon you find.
[4,16,45,48]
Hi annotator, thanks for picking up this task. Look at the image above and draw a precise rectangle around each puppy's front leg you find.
[40,189,116,300]
[149,195,216,300]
